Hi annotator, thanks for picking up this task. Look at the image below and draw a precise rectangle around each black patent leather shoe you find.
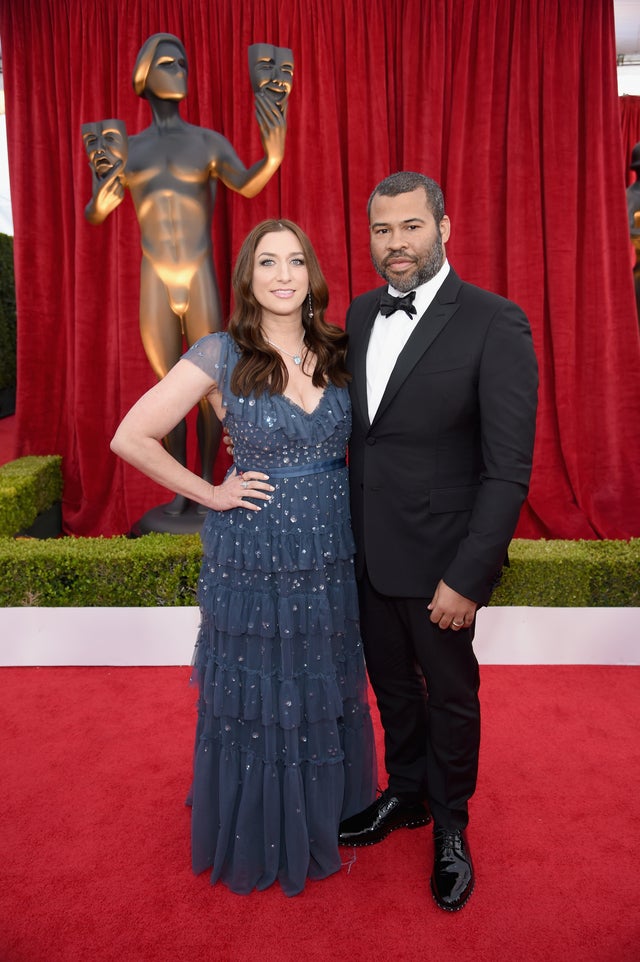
[430,828,474,911]
[338,789,431,847]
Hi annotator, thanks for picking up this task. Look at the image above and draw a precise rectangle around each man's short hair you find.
[368,171,445,225]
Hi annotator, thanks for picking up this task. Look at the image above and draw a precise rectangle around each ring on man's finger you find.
[452,619,464,627]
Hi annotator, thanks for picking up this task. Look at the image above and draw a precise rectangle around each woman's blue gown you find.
[185,333,377,896]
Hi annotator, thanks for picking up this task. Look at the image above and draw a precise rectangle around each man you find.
[338,171,538,911]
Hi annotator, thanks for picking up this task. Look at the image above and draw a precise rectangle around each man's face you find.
[248,43,294,109]
[81,120,128,179]
[369,188,450,292]
[145,42,188,100]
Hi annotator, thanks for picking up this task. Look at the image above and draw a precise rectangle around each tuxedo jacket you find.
[346,267,538,605]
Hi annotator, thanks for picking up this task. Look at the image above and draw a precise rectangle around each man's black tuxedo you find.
[345,266,538,828]
[346,267,538,606]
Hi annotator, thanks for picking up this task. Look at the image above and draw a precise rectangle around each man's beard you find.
[371,232,444,293]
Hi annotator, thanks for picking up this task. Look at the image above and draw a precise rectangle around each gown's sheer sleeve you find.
[183,332,227,384]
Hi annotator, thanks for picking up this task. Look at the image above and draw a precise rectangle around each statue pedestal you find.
[131,500,205,536]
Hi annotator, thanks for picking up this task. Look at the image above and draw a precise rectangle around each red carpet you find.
[1,666,638,962]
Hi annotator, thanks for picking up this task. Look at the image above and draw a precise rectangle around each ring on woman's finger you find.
[241,480,249,489]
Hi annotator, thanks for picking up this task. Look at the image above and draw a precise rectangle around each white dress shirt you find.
[366,259,450,420]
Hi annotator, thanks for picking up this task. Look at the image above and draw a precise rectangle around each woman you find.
[111,219,377,896]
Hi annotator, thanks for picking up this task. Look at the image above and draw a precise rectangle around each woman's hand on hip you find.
[211,468,274,511]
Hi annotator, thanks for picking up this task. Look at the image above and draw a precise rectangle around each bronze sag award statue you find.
[82,35,293,532]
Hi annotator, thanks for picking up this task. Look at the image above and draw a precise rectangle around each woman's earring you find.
[307,291,314,320]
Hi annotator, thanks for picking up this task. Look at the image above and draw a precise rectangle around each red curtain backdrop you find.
[1,0,639,538]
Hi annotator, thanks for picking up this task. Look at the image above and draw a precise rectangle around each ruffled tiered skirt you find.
[189,463,377,896]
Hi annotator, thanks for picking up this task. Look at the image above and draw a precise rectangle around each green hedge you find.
[0,456,63,536]
[0,455,637,608]
[0,533,637,608]
[0,533,202,607]
[491,538,639,607]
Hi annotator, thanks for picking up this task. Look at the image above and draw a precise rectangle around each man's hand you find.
[428,579,477,631]
[222,427,234,457]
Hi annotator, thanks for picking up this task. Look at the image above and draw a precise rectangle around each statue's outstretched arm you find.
[215,91,287,199]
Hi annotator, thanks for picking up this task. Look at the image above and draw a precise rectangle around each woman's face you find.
[251,230,309,320]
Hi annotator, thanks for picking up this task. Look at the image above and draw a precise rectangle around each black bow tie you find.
[379,289,417,317]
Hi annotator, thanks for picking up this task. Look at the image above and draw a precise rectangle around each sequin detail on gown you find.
[184,333,377,896]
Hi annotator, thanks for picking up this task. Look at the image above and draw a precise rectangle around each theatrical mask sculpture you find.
[82,118,128,183]
[83,34,292,526]
[248,43,294,109]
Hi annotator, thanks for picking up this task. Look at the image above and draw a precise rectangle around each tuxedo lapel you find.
[371,270,462,427]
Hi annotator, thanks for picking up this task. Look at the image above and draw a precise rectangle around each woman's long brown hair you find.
[228,219,349,397]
